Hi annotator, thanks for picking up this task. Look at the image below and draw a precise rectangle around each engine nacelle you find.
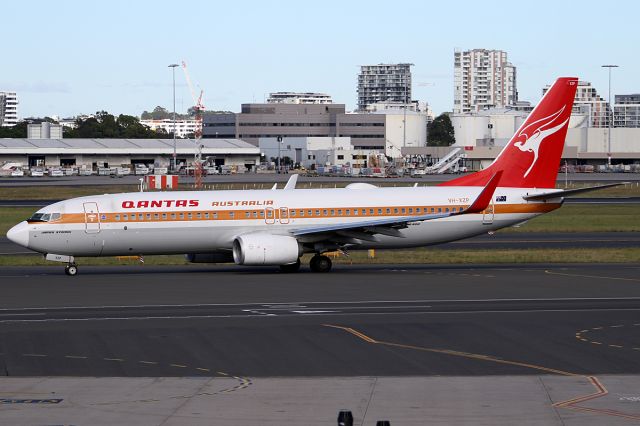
[232,233,301,266]
[185,251,234,264]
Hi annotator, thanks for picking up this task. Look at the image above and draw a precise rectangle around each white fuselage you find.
[10,185,560,258]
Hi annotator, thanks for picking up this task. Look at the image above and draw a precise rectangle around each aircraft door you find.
[83,202,101,233]
[482,200,495,225]
[264,207,275,224]
[279,207,290,224]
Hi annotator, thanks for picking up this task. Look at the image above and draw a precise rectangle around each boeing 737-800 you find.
[6,77,618,275]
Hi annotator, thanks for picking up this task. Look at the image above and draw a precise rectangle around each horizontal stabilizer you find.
[523,182,626,201]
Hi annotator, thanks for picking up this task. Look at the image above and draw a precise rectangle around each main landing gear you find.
[279,255,332,273]
[309,254,332,273]
[64,263,78,276]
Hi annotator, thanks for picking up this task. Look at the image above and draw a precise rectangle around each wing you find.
[291,171,502,243]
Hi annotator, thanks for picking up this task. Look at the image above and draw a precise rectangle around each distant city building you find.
[614,94,640,128]
[0,92,18,127]
[202,102,427,156]
[453,49,517,113]
[543,81,610,128]
[357,63,413,111]
[267,92,333,104]
[140,119,199,138]
[27,122,63,139]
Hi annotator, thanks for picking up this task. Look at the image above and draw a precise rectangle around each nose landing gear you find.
[64,263,78,276]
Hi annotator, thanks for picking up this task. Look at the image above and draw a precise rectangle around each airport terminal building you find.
[0,138,261,171]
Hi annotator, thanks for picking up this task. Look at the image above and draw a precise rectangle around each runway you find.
[1,263,640,378]
[1,231,639,256]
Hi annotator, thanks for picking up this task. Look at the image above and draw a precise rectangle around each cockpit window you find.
[27,213,61,222]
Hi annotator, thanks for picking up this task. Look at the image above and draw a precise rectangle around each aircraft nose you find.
[7,221,29,248]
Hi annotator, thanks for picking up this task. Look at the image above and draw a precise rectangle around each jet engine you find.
[232,233,301,266]
[185,251,235,264]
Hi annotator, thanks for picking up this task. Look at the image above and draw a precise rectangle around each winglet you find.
[461,170,503,214]
[283,174,298,190]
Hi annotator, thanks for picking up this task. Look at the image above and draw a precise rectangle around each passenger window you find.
[213,212,218,219]
[337,209,342,215]
[146,213,151,219]
[378,209,382,214]
[115,214,120,221]
[430,208,435,213]
[300,210,305,217]
[291,210,296,217]
[138,213,143,220]
[188,213,192,219]
[179,213,184,219]
[409,208,413,214]
[171,213,176,219]
[204,212,209,219]
[259,211,264,217]
[386,208,390,214]
[123,214,128,220]
[416,208,421,213]
[401,208,406,214]
[162,213,167,220]
[245,212,250,218]
[323,209,328,216]
[196,212,202,219]
[315,210,320,216]
[229,212,234,218]
[394,208,398,214]
[438,208,442,213]
[253,211,258,218]
[154,213,159,219]
[330,209,335,216]
[445,208,449,212]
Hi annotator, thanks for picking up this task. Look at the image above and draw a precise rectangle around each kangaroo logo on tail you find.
[514,105,569,177]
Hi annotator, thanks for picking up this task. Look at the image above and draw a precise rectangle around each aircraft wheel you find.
[279,259,301,273]
[65,264,78,276]
[310,255,332,273]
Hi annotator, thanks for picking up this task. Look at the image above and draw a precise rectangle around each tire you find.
[65,264,78,276]
[309,255,332,273]
[279,259,301,273]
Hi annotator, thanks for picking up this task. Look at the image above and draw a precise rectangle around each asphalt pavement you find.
[1,263,639,377]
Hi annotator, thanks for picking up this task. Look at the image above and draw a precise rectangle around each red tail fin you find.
[441,77,578,188]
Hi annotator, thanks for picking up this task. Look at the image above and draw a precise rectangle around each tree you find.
[64,111,169,139]
[427,113,455,147]
[140,106,172,120]
[0,121,28,138]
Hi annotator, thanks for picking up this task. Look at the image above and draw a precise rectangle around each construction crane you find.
[181,61,205,189]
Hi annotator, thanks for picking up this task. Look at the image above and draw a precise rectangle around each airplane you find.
[6,77,620,275]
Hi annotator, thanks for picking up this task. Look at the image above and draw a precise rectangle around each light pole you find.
[168,63,179,173]
[602,64,618,167]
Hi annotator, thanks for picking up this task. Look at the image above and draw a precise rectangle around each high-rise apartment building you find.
[357,63,413,111]
[0,92,18,127]
[614,94,640,128]
[543,81,610,128]
[267,92,333,104]
[454,49,517,113]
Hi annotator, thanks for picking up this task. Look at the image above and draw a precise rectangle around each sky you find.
[2,0,639,118]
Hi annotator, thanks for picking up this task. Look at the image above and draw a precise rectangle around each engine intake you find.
[232,233,301,266]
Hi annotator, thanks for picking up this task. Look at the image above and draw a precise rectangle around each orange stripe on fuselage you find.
[28,203,561,226]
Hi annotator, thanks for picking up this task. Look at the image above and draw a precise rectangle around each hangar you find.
[0,138,261,171]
